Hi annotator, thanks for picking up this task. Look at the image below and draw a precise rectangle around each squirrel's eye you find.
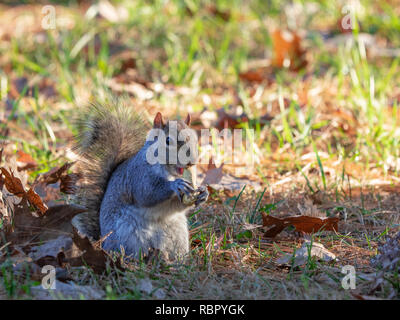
[166,137,170,145]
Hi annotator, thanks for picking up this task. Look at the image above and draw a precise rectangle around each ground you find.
[0,0,399,300]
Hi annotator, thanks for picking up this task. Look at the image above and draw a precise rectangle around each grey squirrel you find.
[71,99,208,261]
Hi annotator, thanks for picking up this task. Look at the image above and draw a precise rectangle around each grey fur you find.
[99,141,193,260]
[73,99,150,241]
[72,101,208,261]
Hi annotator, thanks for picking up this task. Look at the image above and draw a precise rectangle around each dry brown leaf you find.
[3,203,86,247]
[9,77,57,100]
[67,227,120,273]
[16,150,37,171]
[33,162,78,199]
[239,69,265,83]
[272,29,307,71]
[1,167,26,197]
[206,4,230,21]
[0,166,48,214]
[111,51,137,74]
[238,67,275,85]
[9,77,29,98]
[33,182,62,205]
[39,162,75,185]
[261,212,339,238]
[26,188,48,215]
[28,235,73,262]
[215,107,249,130]
[201,159,224,186]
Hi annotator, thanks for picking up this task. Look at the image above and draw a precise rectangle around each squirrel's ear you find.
[184,113,191,126]
[153,112,164,128]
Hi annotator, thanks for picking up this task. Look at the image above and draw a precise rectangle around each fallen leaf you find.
[239,69,265,83]
[38,162,75,185]
[204,173,262,192]
[26,187,48,214]
[199,159,262,192]
[1,165,48,214]
[9,77,57,100]
[111,50,137,74]
[9,77,29,98]
[206,4,230,21]
[261,213,339,237]
[1,167,26,197]
[67,227,120,273]
[16,150,37,171]
[239,67,276,85]
[29,235,73,261]
[33,162,78,203]
[201,159,224,186]
[272,29,307,71]
[4,203,86,247]
[215,107,249,130]
[33,182,62,205]
[277,240,337,267]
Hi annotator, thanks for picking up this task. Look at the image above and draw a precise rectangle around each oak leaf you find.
[261,212,339,238]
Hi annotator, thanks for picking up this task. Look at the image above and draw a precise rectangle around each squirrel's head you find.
[152,112,198,177]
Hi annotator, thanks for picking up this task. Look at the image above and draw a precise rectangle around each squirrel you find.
[71,99,208,261]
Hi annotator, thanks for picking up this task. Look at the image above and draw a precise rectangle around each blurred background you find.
[0,0,399,178]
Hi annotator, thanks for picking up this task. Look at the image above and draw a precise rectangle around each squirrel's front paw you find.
[195,186,208,206]
[171,178,195,202]
[182,186,209,206]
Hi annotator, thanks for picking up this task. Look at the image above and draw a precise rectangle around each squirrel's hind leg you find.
[159,212,190,261]
[100,205,162,259]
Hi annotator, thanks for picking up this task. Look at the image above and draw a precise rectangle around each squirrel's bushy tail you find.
[72,98,150,240]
